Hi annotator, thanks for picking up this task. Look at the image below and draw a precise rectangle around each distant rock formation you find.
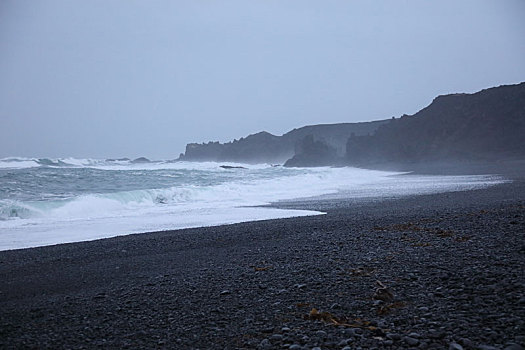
[178,120,388,164]
[220,165,247,169]
[284,135,338,167]
[131,157,150,163]
[346,82,525,166]
[178,82,524,168]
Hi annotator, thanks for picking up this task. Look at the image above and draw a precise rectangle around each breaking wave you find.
[0,167,387,221]
[0,158,507,250]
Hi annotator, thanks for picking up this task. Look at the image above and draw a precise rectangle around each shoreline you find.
[0,164,510,252]
[1,169,524,349]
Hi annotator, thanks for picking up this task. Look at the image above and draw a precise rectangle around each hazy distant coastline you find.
[178,82,525,171]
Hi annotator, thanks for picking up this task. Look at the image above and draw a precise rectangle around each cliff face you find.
[346,83,525,165]
[283,121,389,157]
[179,120,388,164]
[181,132,288,164]
[283,135,338,167]
[179,82,525,166]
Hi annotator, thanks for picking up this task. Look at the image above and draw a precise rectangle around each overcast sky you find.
[1,0,524,159]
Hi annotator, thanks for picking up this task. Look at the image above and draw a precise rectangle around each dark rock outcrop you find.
[346,82,525,166]
[178,121,388,164]
[180,131,288,164]
[283,121,388,157]
[283,135,338,167]
[131,157,151,163]
[219,165,247,169]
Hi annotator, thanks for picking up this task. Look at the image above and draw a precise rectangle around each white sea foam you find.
[0,157,270,171]
[0,157,40,169]
[0,162,507,251]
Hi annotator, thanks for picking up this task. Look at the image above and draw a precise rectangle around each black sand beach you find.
[1,170,524,349]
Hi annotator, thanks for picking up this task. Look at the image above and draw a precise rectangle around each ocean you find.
[0,157,505,251]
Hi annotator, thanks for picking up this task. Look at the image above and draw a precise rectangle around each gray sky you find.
[1,0,524,159]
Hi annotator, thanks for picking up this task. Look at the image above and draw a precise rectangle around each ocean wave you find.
[0,157,88,169]
[0,157,272,171]
[0,167,505,223]
[0,164,507,250]
[0,167,392,221]
[0,157,41,169]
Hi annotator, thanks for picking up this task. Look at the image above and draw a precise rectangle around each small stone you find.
[219,290,231,296]
[515,336,525,343]
[342,347,352,350]
[387,333,401,341]
[271,334,284,341]
[449,343,463,350]
[258,339,271,349]
[404,336,419,346]
[377,320,388,329]
[504,346,524,350]
[478,346,498,350]
[460,338,475,348]
[409,332,421,339]
[315,330,327,338]
[338,339,349,346]
[289,345,302,350]
[93,293,106,300]
[429,330,446,339]
[340,328,356,337]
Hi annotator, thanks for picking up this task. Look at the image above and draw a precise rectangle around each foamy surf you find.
[0,159,506,250]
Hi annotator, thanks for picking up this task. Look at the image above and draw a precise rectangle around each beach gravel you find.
[0,176,524,349]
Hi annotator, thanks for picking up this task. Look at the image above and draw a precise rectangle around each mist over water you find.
[0,157,505,250]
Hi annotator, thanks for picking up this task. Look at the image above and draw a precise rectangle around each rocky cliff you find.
[178,82,525,167]
[178,120,388,164]
[283,135,338,167]
[345,82,525,166]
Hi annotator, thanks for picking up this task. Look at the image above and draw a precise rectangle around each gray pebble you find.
[504,345,524,350]
[271,334,284,341]
[338,339,350,346]
[404,336,419,346]
[449,343,463,350]
[315,330,327,338]
[460,338,475,348]
[387,333,401,341]
[258,339,271,349]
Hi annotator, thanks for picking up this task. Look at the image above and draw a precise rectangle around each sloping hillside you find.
[346,83,525,165]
